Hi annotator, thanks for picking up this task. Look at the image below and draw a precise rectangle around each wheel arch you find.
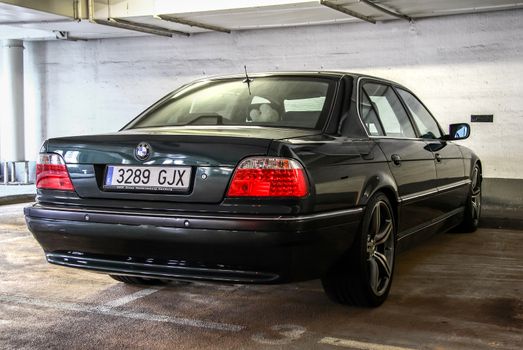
[474,159,483,176]
[458,145,482,180]
[377,187,398,216]
[356,168,400,235]
[359,172,399,218]
[466,155,483,193]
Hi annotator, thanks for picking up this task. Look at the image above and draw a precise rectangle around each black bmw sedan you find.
[24,72,482,307]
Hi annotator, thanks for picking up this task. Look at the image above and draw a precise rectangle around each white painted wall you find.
[23,9,523,179]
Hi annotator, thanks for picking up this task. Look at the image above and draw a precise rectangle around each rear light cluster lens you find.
[36,153,74,191]
[227,157,308,198]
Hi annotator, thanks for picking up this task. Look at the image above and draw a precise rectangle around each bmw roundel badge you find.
[135,142,152,161]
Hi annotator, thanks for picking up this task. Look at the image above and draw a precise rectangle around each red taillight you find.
[227,157,308,198]
[36,153,74,191]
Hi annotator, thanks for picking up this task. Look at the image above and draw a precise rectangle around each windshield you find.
[125,77,336,130]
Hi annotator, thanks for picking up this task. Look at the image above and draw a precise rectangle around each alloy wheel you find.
[470,166,482,222]
[366,200,395,296]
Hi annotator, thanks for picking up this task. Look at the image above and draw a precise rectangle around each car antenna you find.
[243,65,253,95]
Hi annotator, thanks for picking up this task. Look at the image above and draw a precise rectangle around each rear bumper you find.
[24,204,363,283]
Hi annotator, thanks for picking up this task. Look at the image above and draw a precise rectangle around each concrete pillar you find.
[1,39,25,162]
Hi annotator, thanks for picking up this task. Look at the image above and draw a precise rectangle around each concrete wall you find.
[22,9,523,180]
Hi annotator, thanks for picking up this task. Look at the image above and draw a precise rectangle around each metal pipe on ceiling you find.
[155,14,231,34]
[86,0,188,38]
[360,0,412,21]
[0,19,75,26]
[101,18,190,37]
[320,0,376,24]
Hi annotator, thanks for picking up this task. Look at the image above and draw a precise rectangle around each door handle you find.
[435,153,442,162]
[391,154,401,165]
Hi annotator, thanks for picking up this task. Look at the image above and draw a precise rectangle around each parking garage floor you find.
[0,203,522,350]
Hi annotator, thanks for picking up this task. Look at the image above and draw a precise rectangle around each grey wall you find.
[23,9,523,181]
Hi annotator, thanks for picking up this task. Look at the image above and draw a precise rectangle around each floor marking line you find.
[101,288,160,309]
[0,294,244,332]
[252,324,307,345]
[0,236,31,243]
[319,337,418,350]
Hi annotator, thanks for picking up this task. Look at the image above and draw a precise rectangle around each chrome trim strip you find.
[399,179,471,203]
[400,189,438,203]
[47,254,278,283]
[368,135,440,141]
[47,254,263,276]
[438,179,471,192]
[33,205,363,222]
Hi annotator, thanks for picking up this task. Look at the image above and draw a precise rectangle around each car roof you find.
[200,71,404,88]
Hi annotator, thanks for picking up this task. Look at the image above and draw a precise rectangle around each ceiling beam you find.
[85,0,188,38]
[360,0,412,21]
[0,0,82,18]
[155,14,231,34]
[93,18,190,38]
[320,0,376,24]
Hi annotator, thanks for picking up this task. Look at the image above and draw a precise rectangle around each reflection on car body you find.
[25,72,482,307]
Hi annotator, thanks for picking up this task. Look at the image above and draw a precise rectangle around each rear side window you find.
[397,89,442,139]
[360,93,384,136]
[361,83,416,138]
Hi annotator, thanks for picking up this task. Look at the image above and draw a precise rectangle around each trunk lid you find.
[45,126,319,203]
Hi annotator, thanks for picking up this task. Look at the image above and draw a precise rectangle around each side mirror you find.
[444,123,470,140]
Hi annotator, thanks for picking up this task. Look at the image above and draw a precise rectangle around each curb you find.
[479,217,523,230]
[481,206,523,230]
[0,194,35,206]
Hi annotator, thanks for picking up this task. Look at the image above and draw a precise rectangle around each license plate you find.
[104,165,192,192]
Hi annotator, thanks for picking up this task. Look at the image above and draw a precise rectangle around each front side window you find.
[126,78,335,130]
[361,83,416,138]
[397,89,442,139]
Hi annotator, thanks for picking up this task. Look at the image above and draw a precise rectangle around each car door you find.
[360,81,438,236]
[396,88,468,215]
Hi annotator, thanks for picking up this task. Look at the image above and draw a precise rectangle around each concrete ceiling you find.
[1,0,522,41]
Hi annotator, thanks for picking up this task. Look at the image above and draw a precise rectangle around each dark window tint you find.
[126,78,335,130]
[361,83,416,138]
[397,89,442,139]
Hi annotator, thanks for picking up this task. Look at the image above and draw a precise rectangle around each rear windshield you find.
[125,77,336,130]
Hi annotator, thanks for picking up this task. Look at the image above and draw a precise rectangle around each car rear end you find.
[24,74,362,283]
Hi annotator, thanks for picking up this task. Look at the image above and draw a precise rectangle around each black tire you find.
[321,192,396,307]
[456,164,482,233]
[109,275,166,285]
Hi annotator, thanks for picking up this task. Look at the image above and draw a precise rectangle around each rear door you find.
[360,81,438,235]
[396,88,468,214]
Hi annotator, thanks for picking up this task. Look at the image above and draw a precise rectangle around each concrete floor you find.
[0,203,521,350]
